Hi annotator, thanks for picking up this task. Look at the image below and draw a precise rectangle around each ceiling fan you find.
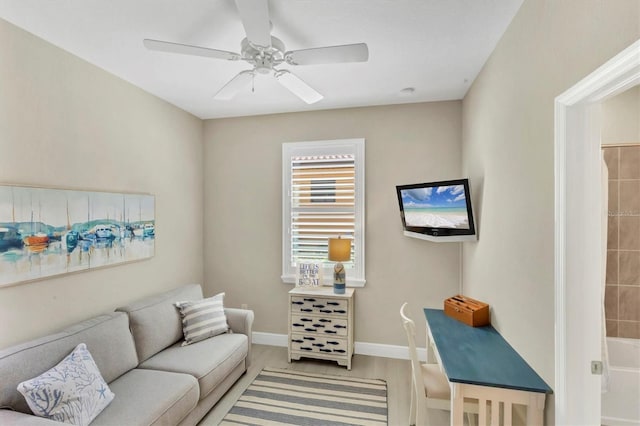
[143,0,369,104]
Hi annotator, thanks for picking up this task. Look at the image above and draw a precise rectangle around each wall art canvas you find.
[0,185,154,287]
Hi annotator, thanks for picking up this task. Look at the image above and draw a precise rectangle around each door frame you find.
[554,39,640,425]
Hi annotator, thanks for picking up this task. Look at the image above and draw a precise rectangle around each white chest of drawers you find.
[288,287,355,370]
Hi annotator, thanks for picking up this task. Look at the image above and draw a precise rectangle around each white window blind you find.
[282,139,365,286]
[292,154,355,263]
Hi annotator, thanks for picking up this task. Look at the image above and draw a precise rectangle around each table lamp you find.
[328,237,351,294]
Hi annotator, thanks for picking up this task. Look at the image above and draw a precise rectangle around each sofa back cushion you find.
[0,312,138,414]
[116,284,203,363]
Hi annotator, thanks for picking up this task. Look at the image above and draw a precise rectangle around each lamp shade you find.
[328,237,351,262]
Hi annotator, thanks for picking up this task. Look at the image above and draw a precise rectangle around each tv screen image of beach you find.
[401,184,470,229]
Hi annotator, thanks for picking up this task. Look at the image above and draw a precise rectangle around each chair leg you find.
[466,412,477,426]
[409,377,417,425]
[414,400,422,426]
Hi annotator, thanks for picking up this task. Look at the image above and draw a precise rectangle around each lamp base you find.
[333,262,346,294]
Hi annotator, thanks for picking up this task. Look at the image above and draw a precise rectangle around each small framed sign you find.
[295,263,322,287]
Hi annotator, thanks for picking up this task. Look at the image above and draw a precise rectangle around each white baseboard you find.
[252,331,426,361]
[252,332,288,347]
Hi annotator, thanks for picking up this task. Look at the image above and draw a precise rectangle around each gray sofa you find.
[0,284,254,425]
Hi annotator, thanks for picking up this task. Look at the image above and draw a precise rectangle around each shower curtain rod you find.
[602,142,640,148]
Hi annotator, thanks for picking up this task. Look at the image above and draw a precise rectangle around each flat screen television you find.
[396,178,477,242]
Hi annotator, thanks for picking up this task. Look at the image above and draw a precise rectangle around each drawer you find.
[290,314,348,336]
[290,333,348,356]
[290,296,348,316]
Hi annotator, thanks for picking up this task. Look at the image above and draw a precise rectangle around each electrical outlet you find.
[241,303,248,310]
[591,360,603,375]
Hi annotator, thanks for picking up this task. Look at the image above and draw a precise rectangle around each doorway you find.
[554,39,640,425]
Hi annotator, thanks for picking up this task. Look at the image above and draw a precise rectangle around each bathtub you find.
[602,337,640,426]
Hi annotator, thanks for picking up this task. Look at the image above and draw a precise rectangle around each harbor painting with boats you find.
[0,185,154,286]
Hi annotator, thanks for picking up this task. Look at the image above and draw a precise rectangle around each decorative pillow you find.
[17,343,114,426]
[176,292,229,346]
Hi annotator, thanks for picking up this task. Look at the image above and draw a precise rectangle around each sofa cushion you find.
[18,343,114,426]
[175,293,228,346]
[116,284,203,363]
[138,333,248,400]
[0,312,138,415]
[91,368,198,426]
[0,410,64,425]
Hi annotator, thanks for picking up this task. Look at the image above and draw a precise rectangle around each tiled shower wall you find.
[604,145,640,339]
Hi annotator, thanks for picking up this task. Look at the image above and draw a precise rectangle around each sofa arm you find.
[0,410,65,425]
[225,308,254,368]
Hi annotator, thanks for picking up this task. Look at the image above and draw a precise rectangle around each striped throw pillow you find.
[175,293,229,346]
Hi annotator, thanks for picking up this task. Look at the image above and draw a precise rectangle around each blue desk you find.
[424,309,552,425]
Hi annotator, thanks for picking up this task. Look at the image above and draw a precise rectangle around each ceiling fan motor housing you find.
[241,36,285,74]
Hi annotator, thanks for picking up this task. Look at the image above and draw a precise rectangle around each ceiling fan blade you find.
[143,39,241,61]
[214,70,254,100]
[275,70,323,104]
[234,0,272,48]
[285,43,369,66]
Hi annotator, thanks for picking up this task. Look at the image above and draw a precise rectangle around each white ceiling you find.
[0,0,523,120]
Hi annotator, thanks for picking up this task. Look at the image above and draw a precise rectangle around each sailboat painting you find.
[0,184,155,287]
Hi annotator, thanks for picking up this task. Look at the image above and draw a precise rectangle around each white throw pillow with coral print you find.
[17,343,114,426]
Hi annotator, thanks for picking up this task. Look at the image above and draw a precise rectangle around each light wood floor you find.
[198,344,450,426]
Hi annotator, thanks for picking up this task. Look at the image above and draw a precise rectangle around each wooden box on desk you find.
[444,295,490,327]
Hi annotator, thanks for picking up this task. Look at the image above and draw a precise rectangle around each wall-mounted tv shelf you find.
[404,230,478,243]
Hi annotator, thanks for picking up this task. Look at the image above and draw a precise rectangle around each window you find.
[282,139,365,286]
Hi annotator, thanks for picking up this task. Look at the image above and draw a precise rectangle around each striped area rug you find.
[220,367,387,425]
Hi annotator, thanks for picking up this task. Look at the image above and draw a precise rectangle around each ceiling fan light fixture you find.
[275,70,323,104]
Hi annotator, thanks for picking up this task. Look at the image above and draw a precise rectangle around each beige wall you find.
[461,0,640,422]
[203,102,463,347]
[602,86,640,144]
[0,19,204,349]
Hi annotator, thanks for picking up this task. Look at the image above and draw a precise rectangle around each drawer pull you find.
[301,308,313,312]
[319,309,332,314]
[292,301,304,305]
[300,318,312,322]
[333,324,346,329]
[303,298,316,302]
[303,336,316,341]
[304,328,317,332]
[312,304,325,308]
[326,302,340,306]
[312,343,325,347]
[319,348,332,353]
[291,339,304,343]
[318,319,332,323]
[326,341,340,345]
[292,323,304,327]
[333,349,346,353]
[333,309,346,314]
[324,330,337,334]
[301,347,313,351]
[313,324,325,328]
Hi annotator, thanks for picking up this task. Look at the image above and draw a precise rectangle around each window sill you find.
[281,275,366,287]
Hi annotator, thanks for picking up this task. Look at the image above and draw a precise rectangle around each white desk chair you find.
[400,302,478,426]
